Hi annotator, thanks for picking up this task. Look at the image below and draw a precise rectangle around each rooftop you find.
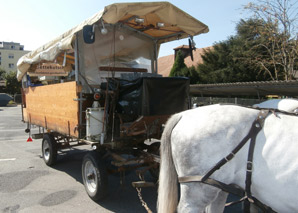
[0,41,25,50]
[158,46,212,77]
[190,80,298,97]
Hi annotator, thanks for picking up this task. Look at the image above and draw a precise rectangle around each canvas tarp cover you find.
[17,2,208,81]
[79,26,155,87]
[111,77,189,117]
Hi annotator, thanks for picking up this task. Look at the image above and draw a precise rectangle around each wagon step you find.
[132,181,155,188]
[32,133,44,139]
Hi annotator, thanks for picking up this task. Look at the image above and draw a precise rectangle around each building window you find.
[11,45,15,49]
[9,63,14,68]
[8,54,14,59]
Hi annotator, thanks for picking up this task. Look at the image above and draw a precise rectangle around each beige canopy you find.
[17,1,209,81]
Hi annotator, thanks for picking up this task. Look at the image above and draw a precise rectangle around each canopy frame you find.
[17,2,209,81]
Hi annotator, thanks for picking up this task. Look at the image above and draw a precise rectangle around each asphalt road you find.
[0,105,157,213]
[0,105,243,213]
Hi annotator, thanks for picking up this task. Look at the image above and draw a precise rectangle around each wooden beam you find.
[99,66,147,73]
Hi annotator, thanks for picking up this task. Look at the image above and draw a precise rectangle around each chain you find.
[134,173,153,213]
[136,187,153,213]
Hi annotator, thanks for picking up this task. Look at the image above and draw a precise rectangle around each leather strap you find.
[200,110,269,182]
[178,109,273,211]
[244,110,269,212]
[179,175,244,197]
[178,175,276,212]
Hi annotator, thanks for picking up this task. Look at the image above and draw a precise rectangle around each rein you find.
[178,109,278,212]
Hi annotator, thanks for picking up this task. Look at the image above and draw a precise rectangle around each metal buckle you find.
[247,161,253,172]
[225,152,235,162]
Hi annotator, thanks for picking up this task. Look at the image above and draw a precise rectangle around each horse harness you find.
[178,109,279,213]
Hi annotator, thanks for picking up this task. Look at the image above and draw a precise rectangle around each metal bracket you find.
[73,98,86,101]
[32,133,44,139]
[256,110,270,127]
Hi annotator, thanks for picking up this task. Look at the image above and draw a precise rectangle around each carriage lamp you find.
[101,27,108,35]
[156,22,165,28]
[101,19,108,35]
[135,17,145,24]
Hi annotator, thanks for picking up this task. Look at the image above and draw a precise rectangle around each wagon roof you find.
[17,2,209,81]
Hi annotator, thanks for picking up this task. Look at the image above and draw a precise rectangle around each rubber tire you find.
[82,151,108,201]
[42,133,57,166]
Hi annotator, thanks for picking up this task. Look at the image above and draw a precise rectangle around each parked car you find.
[0,93,13,106]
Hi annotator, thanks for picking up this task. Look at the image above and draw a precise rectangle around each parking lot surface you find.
[0,106,157,213]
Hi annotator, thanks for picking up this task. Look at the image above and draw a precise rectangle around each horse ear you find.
[188,38,194,61]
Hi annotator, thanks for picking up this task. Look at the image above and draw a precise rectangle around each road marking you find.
[0,158,16,162]
[0,138,28,142]
[0,129,26,132]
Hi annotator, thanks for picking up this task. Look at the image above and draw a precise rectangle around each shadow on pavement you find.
[51,148,247,213]
[52,148,158,213]
[52,149,87,184]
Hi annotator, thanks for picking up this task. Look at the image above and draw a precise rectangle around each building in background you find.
[158,45,212,77]
[0,41,30,73]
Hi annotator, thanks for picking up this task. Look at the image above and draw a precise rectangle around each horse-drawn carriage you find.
[17,2,208,201]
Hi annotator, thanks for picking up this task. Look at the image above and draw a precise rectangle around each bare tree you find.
[245,0,298,80]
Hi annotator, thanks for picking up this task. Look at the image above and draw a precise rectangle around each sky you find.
[0,0,253,57]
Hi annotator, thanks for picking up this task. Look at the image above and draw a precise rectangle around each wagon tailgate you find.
[23,82,81,137]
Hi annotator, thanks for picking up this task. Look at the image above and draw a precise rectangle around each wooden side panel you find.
[23,82,81,138]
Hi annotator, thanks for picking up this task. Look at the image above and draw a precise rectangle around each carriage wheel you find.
[42,133,57,166]
[82,151,108,201]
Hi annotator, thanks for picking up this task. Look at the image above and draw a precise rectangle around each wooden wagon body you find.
[17,2,208,201]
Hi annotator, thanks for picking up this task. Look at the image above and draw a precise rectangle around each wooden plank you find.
[132,181,155,188]
[23,82,81,138]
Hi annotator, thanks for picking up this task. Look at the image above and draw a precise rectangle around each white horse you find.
[254,98,298,113]
[158,104,298,213]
